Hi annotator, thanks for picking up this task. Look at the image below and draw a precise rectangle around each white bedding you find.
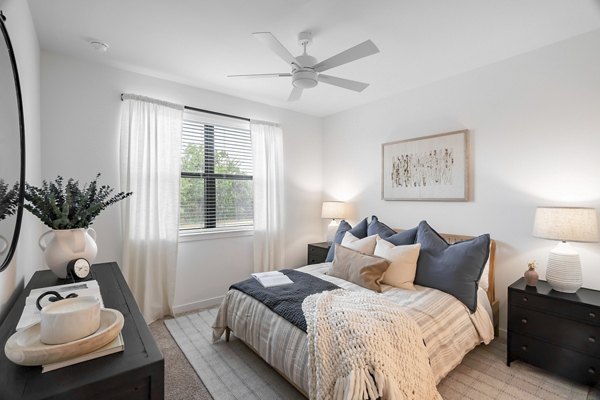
[213,262,494,395]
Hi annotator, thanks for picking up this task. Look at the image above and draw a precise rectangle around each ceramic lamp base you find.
[546,241,582,293]
[326,220,339,242]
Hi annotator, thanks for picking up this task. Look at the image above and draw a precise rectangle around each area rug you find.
[165,309,593,400]
[164,308,305,400]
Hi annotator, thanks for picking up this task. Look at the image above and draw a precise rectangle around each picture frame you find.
[381,130,469,201]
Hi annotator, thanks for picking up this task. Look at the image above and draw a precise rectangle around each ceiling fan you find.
[228,31,380,101]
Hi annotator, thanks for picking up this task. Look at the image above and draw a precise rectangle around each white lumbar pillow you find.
[341,232,379,255]
[374,237,421,290]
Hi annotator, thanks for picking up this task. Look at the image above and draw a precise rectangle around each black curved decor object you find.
[0,11,26,272]
[35,291,79,311]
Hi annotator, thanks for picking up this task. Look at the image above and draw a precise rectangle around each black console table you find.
[0,262,164,399]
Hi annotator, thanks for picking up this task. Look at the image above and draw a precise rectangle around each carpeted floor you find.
[150,312,600,400]
[150,317,212,400]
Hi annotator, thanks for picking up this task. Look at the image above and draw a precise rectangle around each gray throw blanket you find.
[230,269,339,332]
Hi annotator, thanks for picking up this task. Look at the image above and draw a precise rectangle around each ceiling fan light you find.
[292,70,317,88]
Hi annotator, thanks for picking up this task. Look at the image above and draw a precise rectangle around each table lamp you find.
[321,201,346,242]
[533,207,599,293]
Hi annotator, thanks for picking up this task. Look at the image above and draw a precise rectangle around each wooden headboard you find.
[395,229,499,335]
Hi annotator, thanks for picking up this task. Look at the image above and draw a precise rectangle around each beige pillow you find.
[374,238,421,290]
[328,244,390,292]
[341,232,379,255]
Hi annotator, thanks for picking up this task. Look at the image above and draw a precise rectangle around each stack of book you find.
[17,280,124,373]
[42,333,124,373]
[251,271,294,288]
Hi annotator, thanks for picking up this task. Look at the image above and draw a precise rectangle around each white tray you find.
[4,308,124,366]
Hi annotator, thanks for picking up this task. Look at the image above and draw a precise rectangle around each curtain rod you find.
[120,93,250,122]
[184,105,250,122]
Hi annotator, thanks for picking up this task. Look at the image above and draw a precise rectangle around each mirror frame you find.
[0,11,26,272]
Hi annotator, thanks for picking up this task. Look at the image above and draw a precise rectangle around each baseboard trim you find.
[498,327,507,339]
[173,295,224,314]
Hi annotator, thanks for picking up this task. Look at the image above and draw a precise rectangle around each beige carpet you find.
[150,318,212,400]
[152,311,600,400]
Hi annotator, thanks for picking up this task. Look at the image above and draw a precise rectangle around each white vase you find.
[39,228,97,279]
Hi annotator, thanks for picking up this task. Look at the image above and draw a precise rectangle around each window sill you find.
[179,227,254,242]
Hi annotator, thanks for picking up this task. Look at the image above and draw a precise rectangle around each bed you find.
[213,232,498,397]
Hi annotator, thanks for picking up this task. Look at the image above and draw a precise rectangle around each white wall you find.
[322,29,600,332]
[40,51,323,312]
[0,0,42,321]
[38,22,600,330]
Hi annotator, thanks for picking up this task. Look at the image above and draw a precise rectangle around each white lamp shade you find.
[533,207,599,243]
[321,201,346,220]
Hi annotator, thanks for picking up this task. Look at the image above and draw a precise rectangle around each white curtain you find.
[119,94,183,323]
[251,120,285,272]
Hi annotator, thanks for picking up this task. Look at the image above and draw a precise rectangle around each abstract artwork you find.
[382,130,469,201]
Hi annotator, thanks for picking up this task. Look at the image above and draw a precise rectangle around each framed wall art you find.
[381,130,469,201]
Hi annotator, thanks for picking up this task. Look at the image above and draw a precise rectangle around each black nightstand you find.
[307,242,331,265]
[508,277,600,386]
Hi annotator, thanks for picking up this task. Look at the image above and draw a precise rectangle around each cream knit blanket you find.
[302,289,442,400]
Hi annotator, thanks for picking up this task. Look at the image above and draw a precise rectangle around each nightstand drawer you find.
[510,291,600,326]
[510,332,600,386]
[307,243,330,265]
[510,305,600,357]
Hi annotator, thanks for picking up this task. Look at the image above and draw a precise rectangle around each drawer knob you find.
[521,345,528,351]
[522,297,528,302]
[589,367,596,375]
[521,318,528,324]
[590,312,596,319]
[589,337,596,343]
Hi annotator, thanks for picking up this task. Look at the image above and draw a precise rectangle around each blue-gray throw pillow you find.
[325,218,368,262]
[385,227,418,246]
[367,216,396,238]
[414,221,490,312]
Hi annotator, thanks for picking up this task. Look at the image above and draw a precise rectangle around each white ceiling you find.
[28,0,600,117]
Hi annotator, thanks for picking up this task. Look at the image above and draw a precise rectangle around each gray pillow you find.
[328,244,390,292]
[325,218,368,262]
[367,215,396,238]
[414,221,490,312]
[385,227,417,246]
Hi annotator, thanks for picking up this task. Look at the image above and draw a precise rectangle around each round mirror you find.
[0,12,26,272]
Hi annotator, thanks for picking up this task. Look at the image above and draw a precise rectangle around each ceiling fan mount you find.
[228,31,380,101]
[297,31,313,48]
[293,32,318,88]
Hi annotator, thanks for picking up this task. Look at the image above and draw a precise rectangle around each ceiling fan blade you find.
[288,87,303,101]
[228,73,292,79]
[317,74,369,92]
[313,40,379,73]
[253,32,300,67]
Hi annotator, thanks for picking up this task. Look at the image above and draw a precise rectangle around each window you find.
[180,110,253,232]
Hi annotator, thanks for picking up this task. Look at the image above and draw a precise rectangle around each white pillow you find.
[478,243,493,291]
[374,237,421,290]
[479,258,490,291]
[341,232,379,255]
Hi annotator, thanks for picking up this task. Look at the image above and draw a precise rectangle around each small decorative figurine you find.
[524,260,539,287]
